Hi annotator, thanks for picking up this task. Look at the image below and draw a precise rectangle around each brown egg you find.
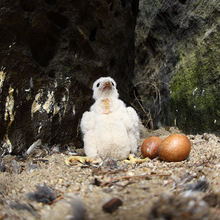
[158,134,191,162]
[141,137,163,159]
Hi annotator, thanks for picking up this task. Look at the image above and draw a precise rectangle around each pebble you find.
[126,171,134,176]
[102,198,123,213]
[88,184,93,192]
[188,135,195,140]
[72,184,81,191]
[197,166,204,171]
[58,179,63,184]
[203,133,209,141]
[191,172,198,178]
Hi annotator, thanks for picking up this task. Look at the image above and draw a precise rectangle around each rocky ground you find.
[0,127,220,220]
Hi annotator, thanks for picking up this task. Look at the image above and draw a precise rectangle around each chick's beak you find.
[102,81,112,90]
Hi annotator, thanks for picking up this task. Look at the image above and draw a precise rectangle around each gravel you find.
[0,127,219,220]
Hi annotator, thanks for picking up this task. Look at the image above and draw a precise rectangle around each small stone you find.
[72,184,81,191]
[203,133,209,141]
[191,172,197,178]
[88,184,93,192]
[102,198,123,213]
[126,171,134,177]
[58,179,63,184]
[188,135,195,140]
[197,166,204,171]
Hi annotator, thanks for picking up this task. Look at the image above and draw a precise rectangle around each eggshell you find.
[158,134,191,162]
[141,137,163,159]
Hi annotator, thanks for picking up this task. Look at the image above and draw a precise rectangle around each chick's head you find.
[92,77,119,100]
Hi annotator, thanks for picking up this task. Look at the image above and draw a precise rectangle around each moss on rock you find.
[170,26,220,134]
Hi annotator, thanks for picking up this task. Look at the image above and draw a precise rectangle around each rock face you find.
[1,0,219,154]
[0,0,139,154]
[134,0,220,133]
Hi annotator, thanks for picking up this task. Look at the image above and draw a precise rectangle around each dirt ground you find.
[0,127,220,220]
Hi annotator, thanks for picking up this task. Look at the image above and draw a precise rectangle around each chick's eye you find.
[111,82,115,86]
[97,83,100,87]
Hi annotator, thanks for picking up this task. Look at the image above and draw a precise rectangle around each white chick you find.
[80,77,140,161]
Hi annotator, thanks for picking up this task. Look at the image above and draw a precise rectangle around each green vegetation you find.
[170,29,220,134]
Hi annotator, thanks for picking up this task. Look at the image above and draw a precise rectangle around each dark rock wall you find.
[134,0,220,134]
[0,0,139,154]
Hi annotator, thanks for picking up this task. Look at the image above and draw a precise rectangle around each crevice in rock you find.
[109,58,116,69]
[131,0,139,17]
[121,0,126,8]
[47,12,69,29]
[47,70,55,78]
[178,0,186,4]
[45,0,57,5]
[89,27,97,41]
[114,11,120,17]
[30,31,57,67]
[145,32,158,57]
[157,12,176,32]
[107,0,117,11]
[20,0,36,12]
[0,26,14,44]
